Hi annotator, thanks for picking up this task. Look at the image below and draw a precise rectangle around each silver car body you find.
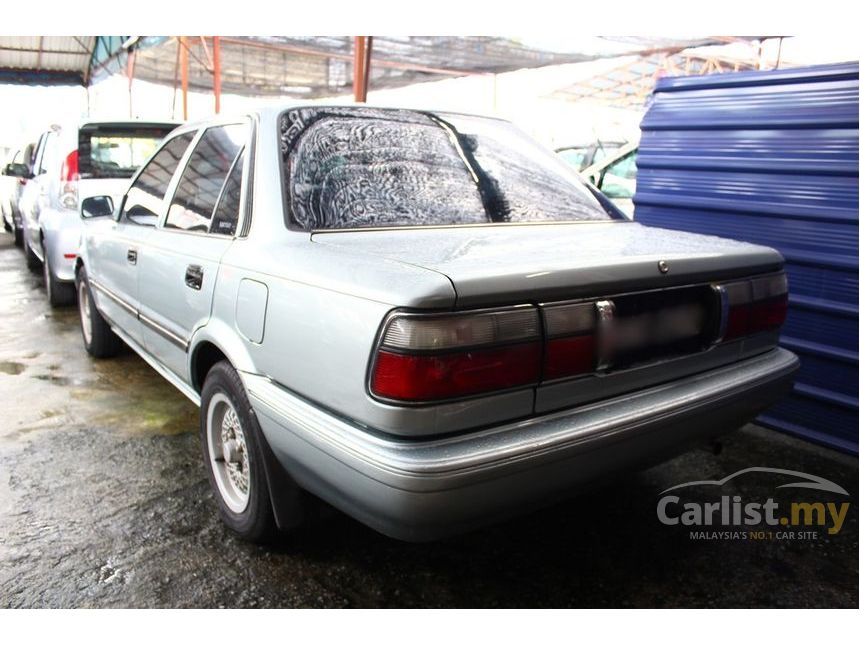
[20,120,177,284]
[1,143,36,236]
[78,106,799,540]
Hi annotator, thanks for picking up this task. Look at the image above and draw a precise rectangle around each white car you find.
[19,120,178,305]
[1,142,35,246]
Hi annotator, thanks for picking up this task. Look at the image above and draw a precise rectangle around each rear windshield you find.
[279,107,616,230]
[78,124,176,179]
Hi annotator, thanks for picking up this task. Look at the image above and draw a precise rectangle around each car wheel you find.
[43,242,76,307]
[77,266,122,358]
[23,232,40,272]
[201,361,279,543]
[13,226,23,247]
[3,217,10,232]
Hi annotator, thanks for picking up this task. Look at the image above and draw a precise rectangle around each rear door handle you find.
[127,248,137,265]
[185,264,203,290]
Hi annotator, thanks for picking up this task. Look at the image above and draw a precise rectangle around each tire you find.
[23,231,40,272]
[3,217,10,232]
[200,361,280,543]
[14,226,23,247]
[43,242,76,307]
[76,266,123,358]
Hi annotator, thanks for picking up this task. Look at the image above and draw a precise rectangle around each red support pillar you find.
[213,36,222,114]
[353,36,372,103]
[180,36,189,120]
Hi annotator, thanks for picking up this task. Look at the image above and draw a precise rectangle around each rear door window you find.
[120,132,195,227]
[165,124,246,233]
[78,124,176,179]
[34,132,54,175]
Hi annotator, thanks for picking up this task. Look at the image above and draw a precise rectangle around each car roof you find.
[173,103,510,134]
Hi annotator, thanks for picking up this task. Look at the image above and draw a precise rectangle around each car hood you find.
[310,222,784,307]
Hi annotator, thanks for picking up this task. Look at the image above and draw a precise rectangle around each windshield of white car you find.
[279,107,620,230]
[78,125,177,180]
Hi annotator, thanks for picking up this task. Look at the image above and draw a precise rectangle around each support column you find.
[353,36,372,103]
[127,49,135,118]
[180,36,189,120]
[213,36,221,114]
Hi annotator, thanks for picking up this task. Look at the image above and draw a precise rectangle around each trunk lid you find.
[311,222,783,307]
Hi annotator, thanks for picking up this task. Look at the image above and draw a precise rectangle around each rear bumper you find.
[42,210,81,282]
[245,348,799,541]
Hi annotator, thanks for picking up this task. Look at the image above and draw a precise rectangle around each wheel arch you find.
[189,319,257,394]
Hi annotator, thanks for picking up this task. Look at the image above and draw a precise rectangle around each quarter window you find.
[210,150,245,236]
[165,124,246,233]
[121,132,195,226]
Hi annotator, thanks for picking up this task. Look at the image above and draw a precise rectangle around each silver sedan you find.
[75,106,798,542]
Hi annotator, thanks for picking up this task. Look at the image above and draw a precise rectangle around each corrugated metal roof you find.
[0,36,737,96]
[0,36,93,71]
[122,36,738,98]
[0,36,95,84]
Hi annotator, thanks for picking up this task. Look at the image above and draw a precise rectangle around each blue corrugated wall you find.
[636,63,859,454]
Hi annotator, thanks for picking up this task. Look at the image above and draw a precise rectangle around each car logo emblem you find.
[658,260,669,274]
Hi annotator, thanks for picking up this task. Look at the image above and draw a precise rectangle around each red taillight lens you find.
[544,336,596,380]
[370,308,541,402]
[60,149,80,210]
[721,273,788,341]
[748,294,788,333]
[372,343,541,402]
[61,150,79,181]
[542,302,597,380]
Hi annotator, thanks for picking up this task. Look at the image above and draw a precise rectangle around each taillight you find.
[60,150,79,210]
[370,308,541,402]
[370,272,787,404]
[542,302,597,380]
[719,273,788,341]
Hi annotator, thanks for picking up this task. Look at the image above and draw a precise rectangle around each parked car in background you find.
[75,106,798,543]
[580,142,639,218]
[1,142,36,246]
[556,140,626,172]
[18,120,178,305]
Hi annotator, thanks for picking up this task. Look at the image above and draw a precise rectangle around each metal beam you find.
[353,36,366,102]
[179,36,189,120]
[213,36,221,114]
[127,49,135,117]
[220,36,483,78]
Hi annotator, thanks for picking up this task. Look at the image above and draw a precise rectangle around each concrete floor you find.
[0,231,857,608]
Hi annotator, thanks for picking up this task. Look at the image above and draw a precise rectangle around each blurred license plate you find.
[606,287,714,368]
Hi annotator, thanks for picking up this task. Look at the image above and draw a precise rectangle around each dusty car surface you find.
[19,120,177,305]
[75,106,799,542]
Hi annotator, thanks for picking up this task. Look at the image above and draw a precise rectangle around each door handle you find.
[127,248,137,265]
[185,264,203,291]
